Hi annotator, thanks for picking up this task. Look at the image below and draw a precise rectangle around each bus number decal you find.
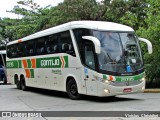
[7,62,14,68]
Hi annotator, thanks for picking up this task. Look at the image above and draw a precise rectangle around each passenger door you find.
[81,42,98,96]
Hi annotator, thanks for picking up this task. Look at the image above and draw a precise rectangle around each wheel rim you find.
[70,83,78,95]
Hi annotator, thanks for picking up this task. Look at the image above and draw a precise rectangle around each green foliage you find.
[135,0,160,87]
[59,0,107,21]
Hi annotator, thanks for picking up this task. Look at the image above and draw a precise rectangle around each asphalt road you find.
[0,84,160,120]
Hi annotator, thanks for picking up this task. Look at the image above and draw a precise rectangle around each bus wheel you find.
[67,79,81,100]
[20,76,27,91]
[15,76,21,89]
[2,76,7,85]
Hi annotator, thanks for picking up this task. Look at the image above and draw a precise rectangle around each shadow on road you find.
[82,95,140,103]
[12,86,141,103]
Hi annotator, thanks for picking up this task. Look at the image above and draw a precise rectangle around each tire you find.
[15,76,21,89]
[20,76,27,91]
[2,76,7,85]
[66,79,81,100]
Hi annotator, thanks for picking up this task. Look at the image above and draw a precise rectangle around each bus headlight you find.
[101,79,110,84]
[141,77,145,82]
[104,89,110,93]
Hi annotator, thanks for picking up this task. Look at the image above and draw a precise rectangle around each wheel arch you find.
[65,75,82,94]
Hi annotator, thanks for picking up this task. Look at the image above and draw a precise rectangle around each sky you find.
[0,0,64,18]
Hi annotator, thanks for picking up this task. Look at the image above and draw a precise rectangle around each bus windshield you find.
[92,31,143,75]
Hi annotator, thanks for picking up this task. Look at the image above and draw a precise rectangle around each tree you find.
[136,0,160,88]
[58,0,109,21]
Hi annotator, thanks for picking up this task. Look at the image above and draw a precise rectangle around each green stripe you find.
[7,56,69,69]
[18,60,22,68]
[103,75,107,80]
[64,56,68,68]
[30,69,34,78]
[27,59,32,68]
[102,72,145,82]
[115,72,145,82]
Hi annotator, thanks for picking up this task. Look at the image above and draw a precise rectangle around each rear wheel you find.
[67,79,81,100]
[15,75,21,89]
[20,76,27,91]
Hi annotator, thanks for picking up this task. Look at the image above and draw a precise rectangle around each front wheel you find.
[66,79,81,100]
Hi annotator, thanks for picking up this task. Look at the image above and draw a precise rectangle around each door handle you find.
[86,75,89,78]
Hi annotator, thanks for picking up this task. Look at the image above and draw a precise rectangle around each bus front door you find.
[83,42,98,96]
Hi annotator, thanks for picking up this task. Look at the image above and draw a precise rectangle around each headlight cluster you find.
[141,77,146,82]
[101,79,111,84]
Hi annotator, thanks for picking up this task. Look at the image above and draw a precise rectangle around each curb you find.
[144,89,160,93]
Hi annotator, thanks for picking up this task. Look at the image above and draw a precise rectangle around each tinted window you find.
[17,43,25,57]
[7,44,17,58]
[73,29,91,60]
[59,31,76,56]
[85,44,95,69]
[7,45,12,58]
[35,37,46,55]
[46,34,59,54]
[26,40,35,56]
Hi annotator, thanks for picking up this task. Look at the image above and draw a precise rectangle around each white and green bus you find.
[6,21,152,99]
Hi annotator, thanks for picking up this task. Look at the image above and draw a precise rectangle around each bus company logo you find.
[6,62,14,68]
[121,78,134,82]
[39,56,68,68]
[41,59,60,67]
[126,78,134,81]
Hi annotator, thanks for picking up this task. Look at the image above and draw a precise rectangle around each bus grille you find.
[110,80,142,86]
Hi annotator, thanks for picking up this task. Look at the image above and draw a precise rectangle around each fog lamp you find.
[104,89,110,93]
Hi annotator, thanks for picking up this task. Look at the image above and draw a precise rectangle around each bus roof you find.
[0,50,6,54]
[7,21,134,45]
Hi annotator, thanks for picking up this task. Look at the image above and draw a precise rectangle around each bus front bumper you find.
[97,80,145,97]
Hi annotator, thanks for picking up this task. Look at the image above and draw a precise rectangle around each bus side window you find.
[17,43,25,57]
[60,31,76,57]
[26,41,35,56]
[35,37,45,55]
[73,28,91,61]
[11,45,18,58]
[85,44,95,69]
[46,34,59,54]
[7,46,12,58]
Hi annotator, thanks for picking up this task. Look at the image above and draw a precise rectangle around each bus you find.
[0,50,7,84]
[6,21,152,99]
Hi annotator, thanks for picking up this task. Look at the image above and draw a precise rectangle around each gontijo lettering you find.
[41,59,60,67]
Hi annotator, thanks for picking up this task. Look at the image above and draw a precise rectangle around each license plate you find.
[123,88,132,92]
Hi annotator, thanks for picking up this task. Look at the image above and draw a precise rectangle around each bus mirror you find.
[139,37,153,54]
[82,36,101,54]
